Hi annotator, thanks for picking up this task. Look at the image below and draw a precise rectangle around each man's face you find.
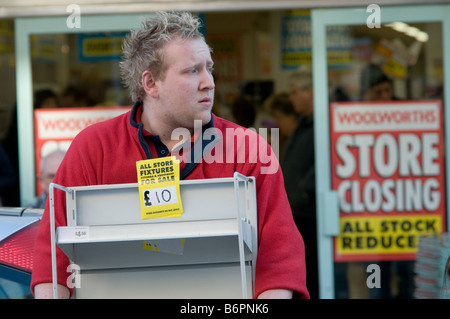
[289,84,313,117]
[367,81,393,101]
[153,37,215,130]
[39,152,64,193]
[272,110,296,137]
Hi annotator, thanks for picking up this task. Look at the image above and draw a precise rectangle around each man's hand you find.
[34,283,70,299]
[257,289,293,299]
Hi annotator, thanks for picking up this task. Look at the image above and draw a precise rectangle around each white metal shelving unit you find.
[49,172,258,299]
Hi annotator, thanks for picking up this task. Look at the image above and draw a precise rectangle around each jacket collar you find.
[129,102,220,179]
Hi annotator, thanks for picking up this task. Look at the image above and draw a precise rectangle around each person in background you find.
[267,92,298,160]
[360,63,413,299]
[60,86,88,107]
[0,143,16,206]
[29,150,66,209]
[360,63,395,101]
[34,89,59,109]
[1,105,20,207]
[277,66,318,298]
[230,94,257,128]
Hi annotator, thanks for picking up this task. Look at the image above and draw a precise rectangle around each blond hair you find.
[288,66,313,90]
[120,11,205,102]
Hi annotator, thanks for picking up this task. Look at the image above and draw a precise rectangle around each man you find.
[282,67,318,298]
[358,64,413,299]
[267,92,299,160]
[31,11,309,299]
[285,67,315,213]
[360,63,394,101]
[29,149,65,209]
[34,89,59,109]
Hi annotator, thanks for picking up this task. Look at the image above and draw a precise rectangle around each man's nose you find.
[200,70,215,90]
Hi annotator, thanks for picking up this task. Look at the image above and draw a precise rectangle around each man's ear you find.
[142,70,158,98]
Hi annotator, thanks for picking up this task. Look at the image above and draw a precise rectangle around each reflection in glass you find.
[31,32,132,110]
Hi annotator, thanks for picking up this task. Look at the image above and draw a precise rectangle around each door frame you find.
[311,4,450,298]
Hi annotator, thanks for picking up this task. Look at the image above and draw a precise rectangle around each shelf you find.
[57,219,240,245]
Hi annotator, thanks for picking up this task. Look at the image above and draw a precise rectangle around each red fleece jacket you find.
[31,103,309,299]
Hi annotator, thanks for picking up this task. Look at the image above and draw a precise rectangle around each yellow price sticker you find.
[136,156,183,219]
[143,238,185,255]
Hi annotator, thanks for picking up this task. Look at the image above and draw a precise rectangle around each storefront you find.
[2,1,450,298]
[311,5,450,298]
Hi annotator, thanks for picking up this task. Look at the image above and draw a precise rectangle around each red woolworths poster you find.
[34,107,130,195]
[330,100,446,262]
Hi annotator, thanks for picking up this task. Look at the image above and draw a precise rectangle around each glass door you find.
[15,14,145,205]
[311,4,450,298]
